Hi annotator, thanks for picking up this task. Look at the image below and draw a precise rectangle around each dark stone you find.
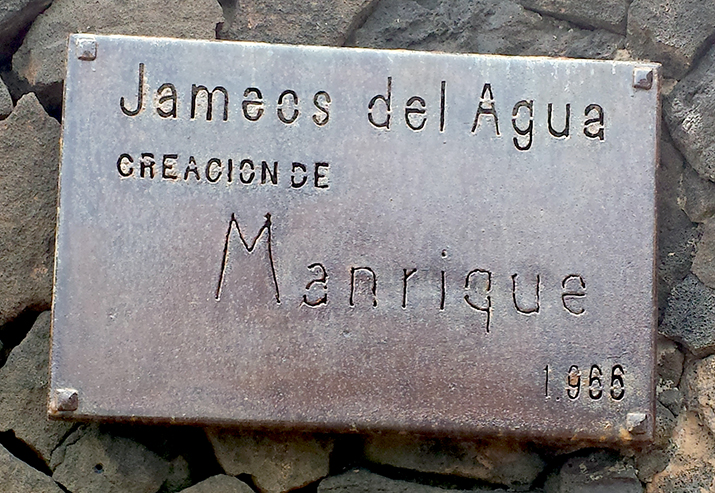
[349,0,623,60]
[665,44,715,182]
[657,336,684,385]
[0,93,60,327]
[627,0,715,78]
[655,401,677,449]
[0,442,63,493]
[692,220,715,289]
[318,469,507,493]
[363,433,544,490]
[51,424,171,493]
[179,475,254,493]
[0,311,73,465]
[634,449,670,484]
[0,0,52,64]
[206,429,333,493]
[648,412,715,493]
[660,274,715,357]
[657,138,699,318]
[684,355,715,435]
[90,424,224,493]
[515,0,628,33]
[218,0,380,46]
[678,164,715,224]
[0,77,13,118]
[553,451,642,493]
[659,388,684,417]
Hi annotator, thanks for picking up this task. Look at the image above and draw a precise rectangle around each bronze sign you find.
[51,34,659,442]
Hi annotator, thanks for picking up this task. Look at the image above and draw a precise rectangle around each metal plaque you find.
[52,34,659,442]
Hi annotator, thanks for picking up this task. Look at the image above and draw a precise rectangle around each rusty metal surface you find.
[51,34,660,442]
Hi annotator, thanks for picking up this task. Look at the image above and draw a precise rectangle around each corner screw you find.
[76,36,97,61]
[633,67,653,90]
[52,388,79,412]
[626,411,648,434]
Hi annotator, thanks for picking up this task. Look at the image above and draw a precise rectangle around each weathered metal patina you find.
[51,34,659,442]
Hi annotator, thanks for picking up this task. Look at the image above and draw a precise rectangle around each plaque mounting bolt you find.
[51,388,79,412]
[76,35,96,61]
[626,411,648,434]
[633,67,653,90]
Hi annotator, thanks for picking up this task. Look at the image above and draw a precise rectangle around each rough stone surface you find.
[0,311,73,464]
[179,475,254,493]
[0,442,64,493]
[515,0,628,33]
[0,77,13,118]
[660,274,715,357]
[657,336,684,385]
[656,336,685,420]
[0,93,59,328]
[684,355,715,435]
[657,138,699,316]
[635,449,671,485]
[206,429,333,493]
[627,0,715,78]
[0,0,703,491]
[693,220,715,289]
[12,0,223,109]
[318,469,506,493]
[51,425,171,493]
[659,388,684,417]
[655,401,677,449]
[219,0,379,46]
[552,451,642,493]
[665,44,715,182]
[647,412,715,492]
[363,434,544,490]
[678,164,715,223]
[350,0,623,60]
[638,344,682,481]
[0,0,52,63]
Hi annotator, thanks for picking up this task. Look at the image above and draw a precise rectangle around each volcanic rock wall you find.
[1,0,713,491]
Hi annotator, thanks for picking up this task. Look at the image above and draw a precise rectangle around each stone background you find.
[0,0,712,491]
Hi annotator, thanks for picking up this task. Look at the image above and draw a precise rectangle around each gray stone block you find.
[13,0,223,109]
[318,469,508,493]
[51,425,171,493]
[684,355,715,434]
[660,274,715,357]
[179,475,254,493]
[351,0,624,60]
[218,0,379,46]
[0,77,13,118]
[657,138,698,315]
[0,0,52,63]
[693,220,715,288]
[0,442,64,493]
[678,164,715,224]
[206,429,333,493]
[657,335,684,385]
[552,451,642,493]
[627,0,715,78]
[0,311,73,465]
[0,93,59,327]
